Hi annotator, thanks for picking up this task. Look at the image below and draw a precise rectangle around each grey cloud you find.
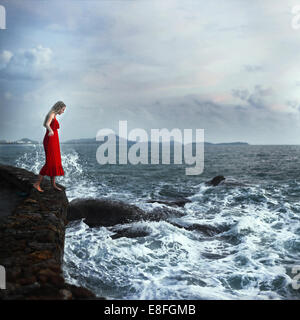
[0,45,54,81]
[232,88,249,100]
[232,85,273,109]
[243,64,263,72]
[137,94,299,144]
[286,99,300,112]
[1,0,300,144]
[0,50,12,69]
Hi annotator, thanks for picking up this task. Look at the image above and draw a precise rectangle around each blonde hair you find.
[43,101,66,127]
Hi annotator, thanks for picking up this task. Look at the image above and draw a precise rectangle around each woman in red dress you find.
[33,101,66,192]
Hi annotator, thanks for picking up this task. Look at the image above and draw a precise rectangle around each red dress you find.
[39,116,64,177]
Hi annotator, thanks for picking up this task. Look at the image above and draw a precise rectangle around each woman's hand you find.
[44,112,56,137]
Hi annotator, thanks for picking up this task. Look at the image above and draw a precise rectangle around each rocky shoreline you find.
[0,163,105,300]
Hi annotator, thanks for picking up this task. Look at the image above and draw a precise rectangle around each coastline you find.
[0,163,105,300]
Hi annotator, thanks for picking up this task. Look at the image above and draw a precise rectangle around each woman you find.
[33,101,66,192]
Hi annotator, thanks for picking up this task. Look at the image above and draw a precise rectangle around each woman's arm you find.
[44,112,55,136]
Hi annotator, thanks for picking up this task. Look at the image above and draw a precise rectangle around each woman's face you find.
[58,106,66,115]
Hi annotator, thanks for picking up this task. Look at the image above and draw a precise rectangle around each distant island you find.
[0,138,39,145]
[0,137,249,146]
[204,142,249,145]
[62,137,249,146]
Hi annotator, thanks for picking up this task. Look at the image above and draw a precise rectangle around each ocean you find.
[1,143,300,300]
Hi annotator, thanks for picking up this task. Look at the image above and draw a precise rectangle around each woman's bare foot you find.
[52,184,62,191]
[33,183,44,192]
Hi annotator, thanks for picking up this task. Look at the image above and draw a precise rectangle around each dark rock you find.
[65,283,104,300]
[201,252,229,259]
[49,275,65,288]
[6,267,22,281]
[186,223,229,236]
[205,175,247,187]
[67,197,186,229]
[169,221,230,236]
[18,276,37,286]
[146,198,192,207]
[110,227,150,239]
[59,289,72,300]
[205,175,226,186]
[0,163,104,300]
[220,177,247,187]
[147,206,185,221]
[0,177,25,217]
[67,198,146,227]
[38,268,57,278]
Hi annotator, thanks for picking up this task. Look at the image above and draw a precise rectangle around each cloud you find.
[0,45,53,80]
[4,91,12,100]
[1,0,300,144]
[0,50,13,69]
[243,64,264,72]
[149,93,300,144]
[232,85,273,109]
[286,99,300,112]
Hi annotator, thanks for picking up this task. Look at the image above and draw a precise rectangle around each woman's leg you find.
[33,174,44,192]
[51,176,62,191]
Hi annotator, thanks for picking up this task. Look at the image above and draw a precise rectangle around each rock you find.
[64,283,105,300]
[67,197,186,229]
[29,250,53,261]
[17,282,41,295]
[0,163,104,300]
[6,267,22,281]
[67,198,146,227]
[38,268,57,278]
[0,182,25,217]
[147,206,185,222]
[186,223,229,236]
[169,221,230,236]
[146,198,192,207]
[38,275,48,284]
[49,275,65,288]
[24,198,38,204]
[220,177,247,187]
[18,276,37,286]
[110,227,150,239]
[205,175,225,186]
[205,175,247,187]
[59,289,72,300]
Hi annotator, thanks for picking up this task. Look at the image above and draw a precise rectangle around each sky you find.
[1,0,300,144]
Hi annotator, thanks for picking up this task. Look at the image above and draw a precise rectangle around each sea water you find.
[1,143,300,300]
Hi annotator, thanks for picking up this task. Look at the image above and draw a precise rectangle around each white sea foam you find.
[14,147,101,201]
[63,179,300,300]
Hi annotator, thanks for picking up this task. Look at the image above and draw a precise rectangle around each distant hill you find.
[62,138,98,144]
[0,138,39,144]
[62,136,249,146]
[0,136,250,146]
[62,136,135,144]
[207,142,249,145]
[18,138,39,144]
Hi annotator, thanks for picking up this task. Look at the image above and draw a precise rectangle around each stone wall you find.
[0,164,104,300]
